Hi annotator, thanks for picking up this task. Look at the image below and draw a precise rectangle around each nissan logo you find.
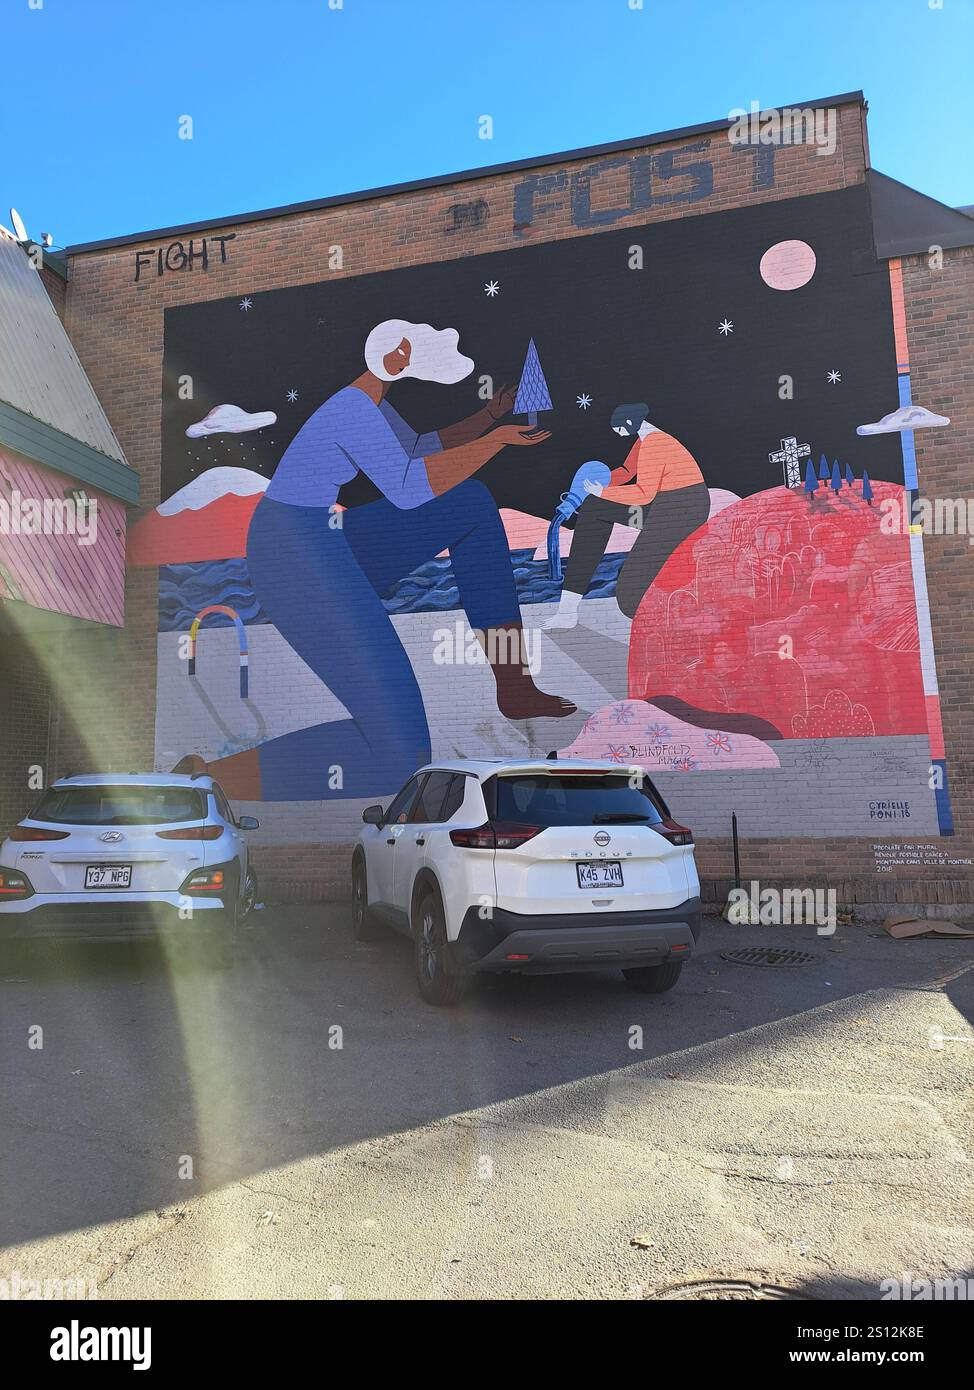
[99,831,124,842]
[593,831,611,847]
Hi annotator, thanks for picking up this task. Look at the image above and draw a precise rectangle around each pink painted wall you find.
[0,448,126,626]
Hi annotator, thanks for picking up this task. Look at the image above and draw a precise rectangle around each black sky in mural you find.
[161,184,902,515]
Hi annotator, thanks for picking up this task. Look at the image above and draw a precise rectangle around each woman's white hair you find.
[364,319,474,384]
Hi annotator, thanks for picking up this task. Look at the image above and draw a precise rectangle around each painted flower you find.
[706,731,733,755]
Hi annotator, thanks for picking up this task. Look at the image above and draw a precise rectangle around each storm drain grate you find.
[720,947,816,967]
[647,1279,806,1301]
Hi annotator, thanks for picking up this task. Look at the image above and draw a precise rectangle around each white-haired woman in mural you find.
[179,319,575,801]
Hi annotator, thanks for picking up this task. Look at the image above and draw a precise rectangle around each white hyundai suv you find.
[0,773,259,964]
[352,759,701,1005]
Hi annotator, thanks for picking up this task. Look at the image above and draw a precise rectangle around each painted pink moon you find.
[760,239,817,290]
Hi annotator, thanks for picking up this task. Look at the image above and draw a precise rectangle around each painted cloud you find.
[856,404,950,436]
[185,404,277,438]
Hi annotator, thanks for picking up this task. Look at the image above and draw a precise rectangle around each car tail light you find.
[653,819,693,846]
[157,825,223,840]
[0,869,33,899]
[449,821,542,850]
[180,868,225,892]
[7,825,70,841]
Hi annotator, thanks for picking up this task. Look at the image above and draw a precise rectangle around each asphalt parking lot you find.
[1,904,972,1300]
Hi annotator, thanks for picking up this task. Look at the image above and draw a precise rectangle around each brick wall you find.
[902,244,974,842]
[0,624,53,828]
[52,99,974,910]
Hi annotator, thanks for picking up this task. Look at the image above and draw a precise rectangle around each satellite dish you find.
[9,207,29,243]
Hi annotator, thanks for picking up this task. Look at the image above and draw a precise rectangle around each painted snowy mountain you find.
[128,468,269,565]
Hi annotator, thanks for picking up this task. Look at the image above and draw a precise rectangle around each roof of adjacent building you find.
[869,170,974,258]
[0,232,138,503]
[0,233,126,462]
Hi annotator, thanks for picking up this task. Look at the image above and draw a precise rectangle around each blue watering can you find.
[546,460,611,581]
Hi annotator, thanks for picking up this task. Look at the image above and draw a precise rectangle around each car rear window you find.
[30,786,207,826]
[491,774,664,827]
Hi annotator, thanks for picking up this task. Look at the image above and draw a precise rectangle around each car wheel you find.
[414,889,468,1006]
[622,960,684,993]
[240,866,258,922]
[351,856,381,941]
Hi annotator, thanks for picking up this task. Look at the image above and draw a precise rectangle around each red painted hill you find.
[627,481,927,740]
[129,489,262,565]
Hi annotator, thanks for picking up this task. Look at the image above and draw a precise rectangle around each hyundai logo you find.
[99,831,124,842]
[593,831,611,847]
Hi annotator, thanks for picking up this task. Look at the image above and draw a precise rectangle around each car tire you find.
[414,889,468,1006]
[240,866,258,923]
[622,960,684,993]
[351,856,381,941]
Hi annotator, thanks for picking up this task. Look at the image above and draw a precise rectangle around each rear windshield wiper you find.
[591,812,651,823]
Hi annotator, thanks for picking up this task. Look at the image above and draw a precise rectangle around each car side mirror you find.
[237,815,260,830]
[362,804,385,826]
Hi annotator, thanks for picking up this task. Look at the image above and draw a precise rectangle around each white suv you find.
[352,759,701,1005]
[0,774,259,964]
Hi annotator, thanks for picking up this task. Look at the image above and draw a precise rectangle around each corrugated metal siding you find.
[0,235,127,464]
[0,446,126,626]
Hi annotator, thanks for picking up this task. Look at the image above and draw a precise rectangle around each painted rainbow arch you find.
[188,605,249,698]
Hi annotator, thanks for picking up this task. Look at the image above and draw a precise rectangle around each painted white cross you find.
[769,436,811,488]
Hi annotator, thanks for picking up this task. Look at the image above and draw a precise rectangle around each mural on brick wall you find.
[130,185,954,842]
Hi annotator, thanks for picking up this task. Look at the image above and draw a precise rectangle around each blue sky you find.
[1,0,971,247]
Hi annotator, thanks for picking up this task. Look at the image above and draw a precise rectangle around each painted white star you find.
[718,318,734,336]
[576,393,593,410]
[484,280,500,297]
[239,297,253,311]
[286,389,299,403]
[827,370,841,384]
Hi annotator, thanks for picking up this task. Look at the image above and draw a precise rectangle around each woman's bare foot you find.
[495,682,577,721]
[479,620,577,720]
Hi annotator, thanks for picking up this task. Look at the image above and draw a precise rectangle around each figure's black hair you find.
[610,402,649,432]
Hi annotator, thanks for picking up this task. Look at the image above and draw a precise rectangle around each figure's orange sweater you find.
[602,430,704,506]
